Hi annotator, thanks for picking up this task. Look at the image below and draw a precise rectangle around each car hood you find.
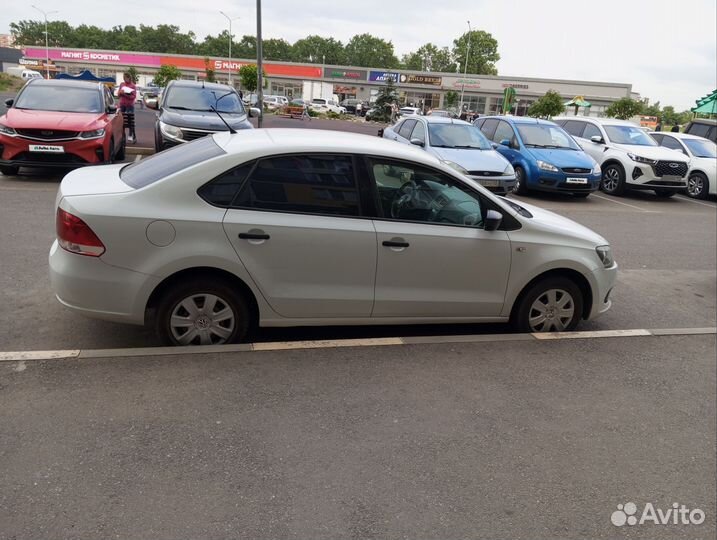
[429,147,509,172]
[4,108,104,130]
[524,147,596,168]
[159,108,250,130]
[508,199,608,247]
[610,143,689,162]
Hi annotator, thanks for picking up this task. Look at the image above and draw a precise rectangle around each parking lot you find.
[0,118,715,539]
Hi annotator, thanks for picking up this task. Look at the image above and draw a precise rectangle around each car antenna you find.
[210,106,237,134]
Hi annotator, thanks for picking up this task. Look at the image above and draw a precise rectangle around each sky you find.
[3,0,716,110]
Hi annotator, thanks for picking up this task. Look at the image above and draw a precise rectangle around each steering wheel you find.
[391,181,431,218]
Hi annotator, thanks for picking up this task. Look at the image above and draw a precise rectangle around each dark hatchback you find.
[148,80,259,151]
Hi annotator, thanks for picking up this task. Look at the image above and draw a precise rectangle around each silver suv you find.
[554,117,690,197]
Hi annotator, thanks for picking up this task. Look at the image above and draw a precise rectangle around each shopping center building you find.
[20,46,636,116]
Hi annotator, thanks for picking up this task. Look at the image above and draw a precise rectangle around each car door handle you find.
[239,232,270,240]
[382,240,409,248]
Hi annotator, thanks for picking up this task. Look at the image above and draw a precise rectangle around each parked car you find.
[428,110,458,118]
[683,118,716,143]
[263,96,283,111]
[475,116,601,197]
[49,129,617,345]
[383,116,516,194]
[364,107,381,121]
[0,79,126,176]
[340,98,362,114]
[399,106,422,116]
[147,80,259,151]
[554,116,690,197]
[310,98,346,114]
[650,131,716,199]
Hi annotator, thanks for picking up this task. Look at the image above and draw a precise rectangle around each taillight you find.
[56,208,105,257]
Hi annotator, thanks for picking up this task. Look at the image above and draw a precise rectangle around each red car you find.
[0,79,125,176]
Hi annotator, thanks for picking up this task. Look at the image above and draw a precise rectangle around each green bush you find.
[327,111,341,119]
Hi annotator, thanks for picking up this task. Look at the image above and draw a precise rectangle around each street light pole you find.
[219,11,239,85]
[459,20,472,115]
[256,0,264,127]
[32,5,58,79]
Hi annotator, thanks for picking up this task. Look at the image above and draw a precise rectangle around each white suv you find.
[554,117,690,197]
[310,98,346,114]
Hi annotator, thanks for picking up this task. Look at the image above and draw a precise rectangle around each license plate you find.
[661,175,681,181]
[480,179,500,187]
[29,144,64,153]
[566,177,588,184]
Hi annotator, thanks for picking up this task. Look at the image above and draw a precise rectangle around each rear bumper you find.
[49,240,160,325]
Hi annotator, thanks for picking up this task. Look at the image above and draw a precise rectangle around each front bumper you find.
[49,240,160,325]
[0,135,107,169]
[626,163,688,189]
[587,261,618,320]
[530,169,601,192]
[469,174,516,194]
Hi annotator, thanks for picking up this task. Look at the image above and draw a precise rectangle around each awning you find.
[565,95,591,107]
[692,90,716,114]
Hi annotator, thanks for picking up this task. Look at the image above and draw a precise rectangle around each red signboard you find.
[160,55,322,78]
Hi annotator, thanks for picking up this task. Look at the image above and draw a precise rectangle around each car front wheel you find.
[686,172,709,200]
[512,166,528,195]
[601,164,626,195]
[513,277,584,333]
[156,279,251,346]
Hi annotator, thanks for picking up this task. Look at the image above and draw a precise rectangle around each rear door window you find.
[120,136,225,188]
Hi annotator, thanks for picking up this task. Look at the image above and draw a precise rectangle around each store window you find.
[399,91,441,113]
[271,81,303,99]
[487,97,504,115]
[461,95,486,115]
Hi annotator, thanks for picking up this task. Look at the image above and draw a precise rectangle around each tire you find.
[686,172,709,200]
[155,279,251,346]
[513,276,584,333]
[115,135,126,161]
[106,138,115,164]
[601,163,626,195]
[0,165,19,176]
[654,190,676,198]
[573,192,591,198]
[512,166,528,195]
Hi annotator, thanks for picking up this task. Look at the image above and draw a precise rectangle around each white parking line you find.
[134,154,142,162]
[676,195,716,209]
[591,194,651,212]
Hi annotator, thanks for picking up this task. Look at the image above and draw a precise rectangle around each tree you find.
[452,30,500,75]
[291,35,345,64]
[605,97,644,120]
[152,64,182,87]
[126,66,139,84]
[238,64,267,93]
[643,100,661,117]
[234,35,257,59]
[372,78,399,122]
[444,90,459,109]
[198,30,233,57]
[344,34,398,68]
[10,20,75,47]
[203,59,216,83]
[402,43,456,72]
[528,90,565,118]
[263,38,292,61]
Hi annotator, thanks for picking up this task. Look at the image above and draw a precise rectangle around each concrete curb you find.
[0,327,714,363]
[126,146,154,155]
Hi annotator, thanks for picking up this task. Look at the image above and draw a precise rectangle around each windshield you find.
[15,85,102,113]
[516,124,581,150]
[604,125,657,146]
[428,124,492,150]
[165,86,245,114]
[683,138,716,158]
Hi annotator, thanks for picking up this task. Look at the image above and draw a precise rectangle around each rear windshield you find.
[15,85,102,113]
[120,136,225,188]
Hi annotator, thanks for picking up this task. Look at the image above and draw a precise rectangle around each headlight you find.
[78,128,105,139]
[592,163,601,175]
[441,160,468,175]
[536,160,558,172]
[159,121,183,139]
[627,153,657,165]
[596,245,614,268]
[0,123,17,136]
[503,163,515,175]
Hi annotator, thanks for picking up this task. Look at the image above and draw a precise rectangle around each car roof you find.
[554,116,638,127]
[651,131,714,141]
[168,80,237,92]
[411,116,470,125]
[218,128,443,167]
[25,78,103,90]
[482,115,556,126]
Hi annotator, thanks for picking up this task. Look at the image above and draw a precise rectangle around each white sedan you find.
[50,129,617,345]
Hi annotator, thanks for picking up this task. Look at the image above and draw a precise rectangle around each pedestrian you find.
[356,101,362,116]
[390,102,398,123]
[238,89,244,101]
[671,124,680,133]
[301,101,312,121]
[118,72,137,144]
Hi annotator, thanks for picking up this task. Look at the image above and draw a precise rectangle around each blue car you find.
[474,116,601,197]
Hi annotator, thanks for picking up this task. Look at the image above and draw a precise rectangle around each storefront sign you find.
[369,71,399,82]
[399,74,442,86]
[445,77,482,89]
[502,83,529,89]
[24,47,161,66]
[19,58,41,66]
[323,68,366,79]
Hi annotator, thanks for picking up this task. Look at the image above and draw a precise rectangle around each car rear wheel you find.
[156,279,251,346]
[601,164,626,195]
[106,138,115,164]
[686,173,709,200]
[654,190,676,198]
[0,165,19,176]
[512,166,528,195]
[513,277,584,333]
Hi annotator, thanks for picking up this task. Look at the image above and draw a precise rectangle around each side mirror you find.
[590,135,604,144]
[248,107,262,118]
[499,138,511,147]
[145,99,158,110]
[410,138,425,147]
[107,104,117,114]
[484,209,503,231]
[4,99,13,108]
[491,143,498,149]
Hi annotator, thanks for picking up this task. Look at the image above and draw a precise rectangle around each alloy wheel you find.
[169,293,236,345]
[602,167,620,192]
[528,289,575,332]
[687,174,704,197]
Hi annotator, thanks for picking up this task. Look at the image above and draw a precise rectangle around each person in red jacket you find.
[118,72,137,143]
